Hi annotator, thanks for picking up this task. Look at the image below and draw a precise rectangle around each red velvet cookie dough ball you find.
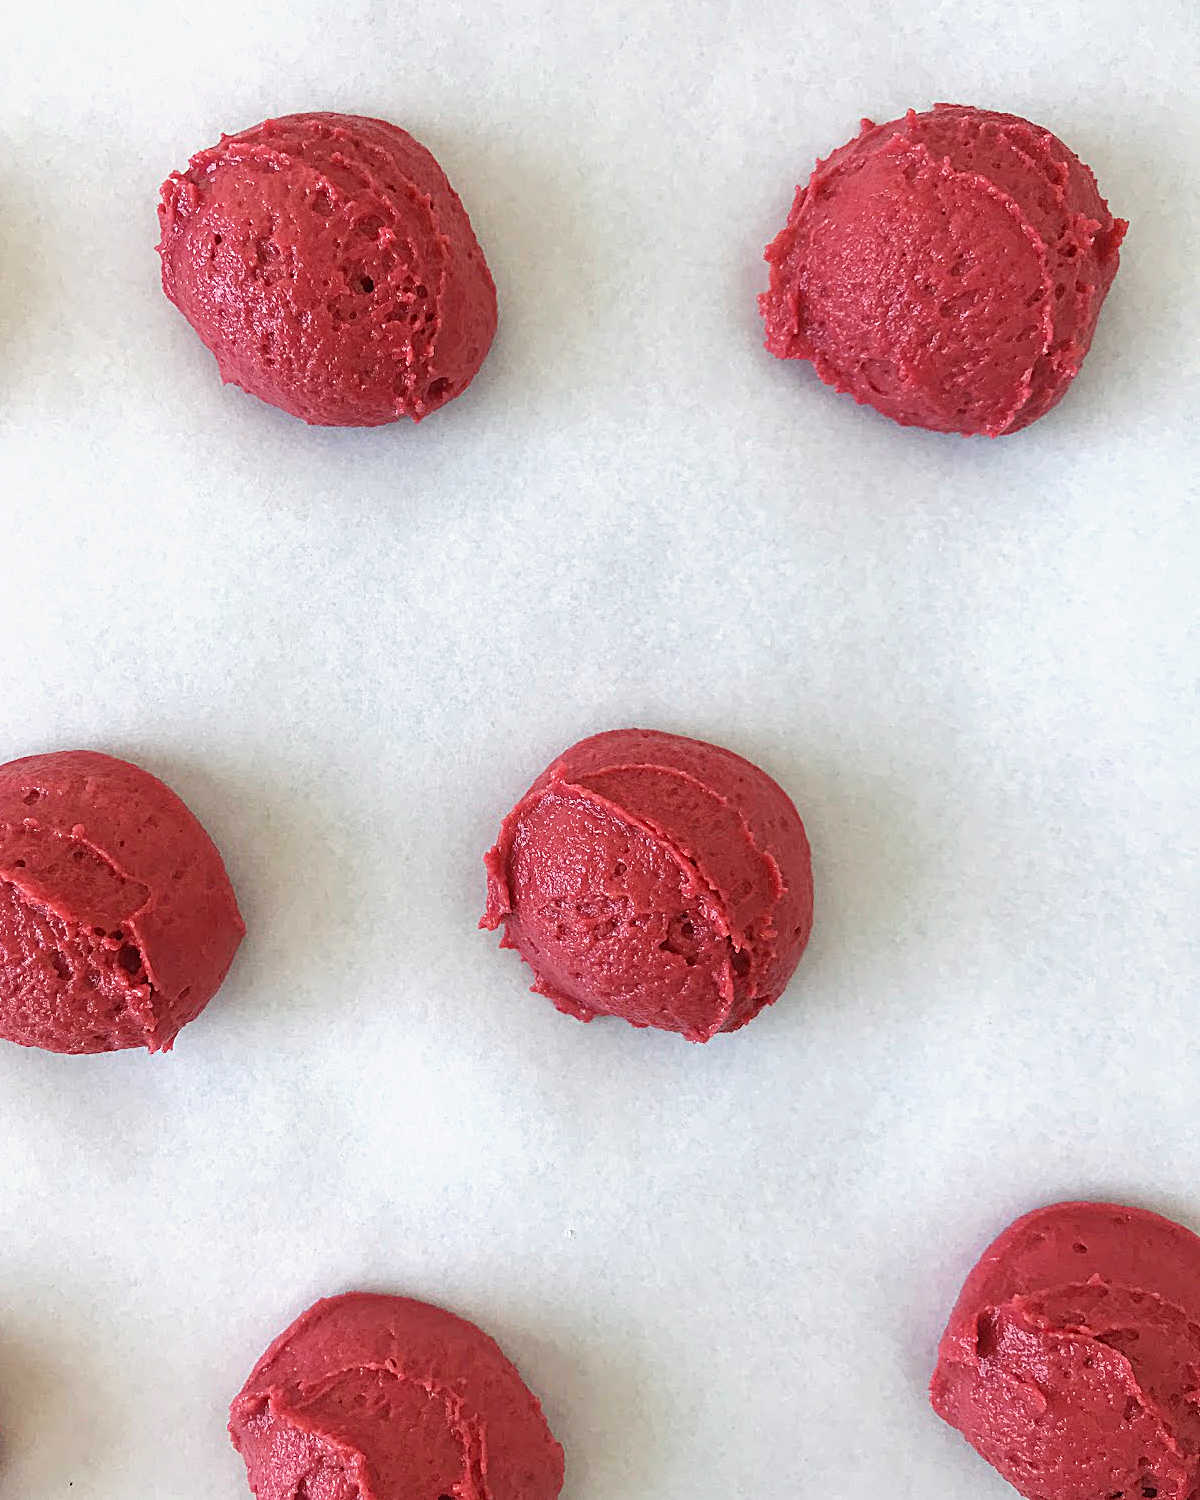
[0,751,244,1054]
[229,1293,564,1500]
[931,1202,1200,1500]
[482,728,813,1042]
[157,112,497,426]
[761,104,1127,435]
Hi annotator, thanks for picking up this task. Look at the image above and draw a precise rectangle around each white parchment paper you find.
[1,0,1198,1494]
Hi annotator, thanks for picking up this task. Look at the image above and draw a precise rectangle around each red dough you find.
[158,112,497,426]
[229,1293,564,1500]
[482,729,813,1041]
[0,751,244,1054]
[761,104,1127,435]
[931,1202,1200,1500]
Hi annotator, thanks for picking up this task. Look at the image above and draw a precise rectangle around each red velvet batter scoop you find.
[0,751,244,1054]
[229,1293,564,1500]
[158,112,497,426]
[931,1202,1200,1500]
[761,104,1127,435]
[482,729,813,1041]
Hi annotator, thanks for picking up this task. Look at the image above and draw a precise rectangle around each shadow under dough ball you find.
[229,1292,565,1500]
[931,1201,1200,1500]
[0,750,244,1053]
[760,104,1127,435]
[157,112,497,426]
[482,728,813,1041]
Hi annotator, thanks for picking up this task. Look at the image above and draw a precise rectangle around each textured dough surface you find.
[931,1202,1200,1500]
[483,728,813,1041]
[0,750,244,1053]
[229,1293,564,1500]
[158,112,497,426]
[761,104,1127,435]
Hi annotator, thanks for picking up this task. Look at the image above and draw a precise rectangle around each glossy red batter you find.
[482,729,813,1041]
[932,1202,1200,1500]
[229,1293,564,1500]
[761,105,1127,435]
[0,751,243,1054]
[158,112,497,426]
